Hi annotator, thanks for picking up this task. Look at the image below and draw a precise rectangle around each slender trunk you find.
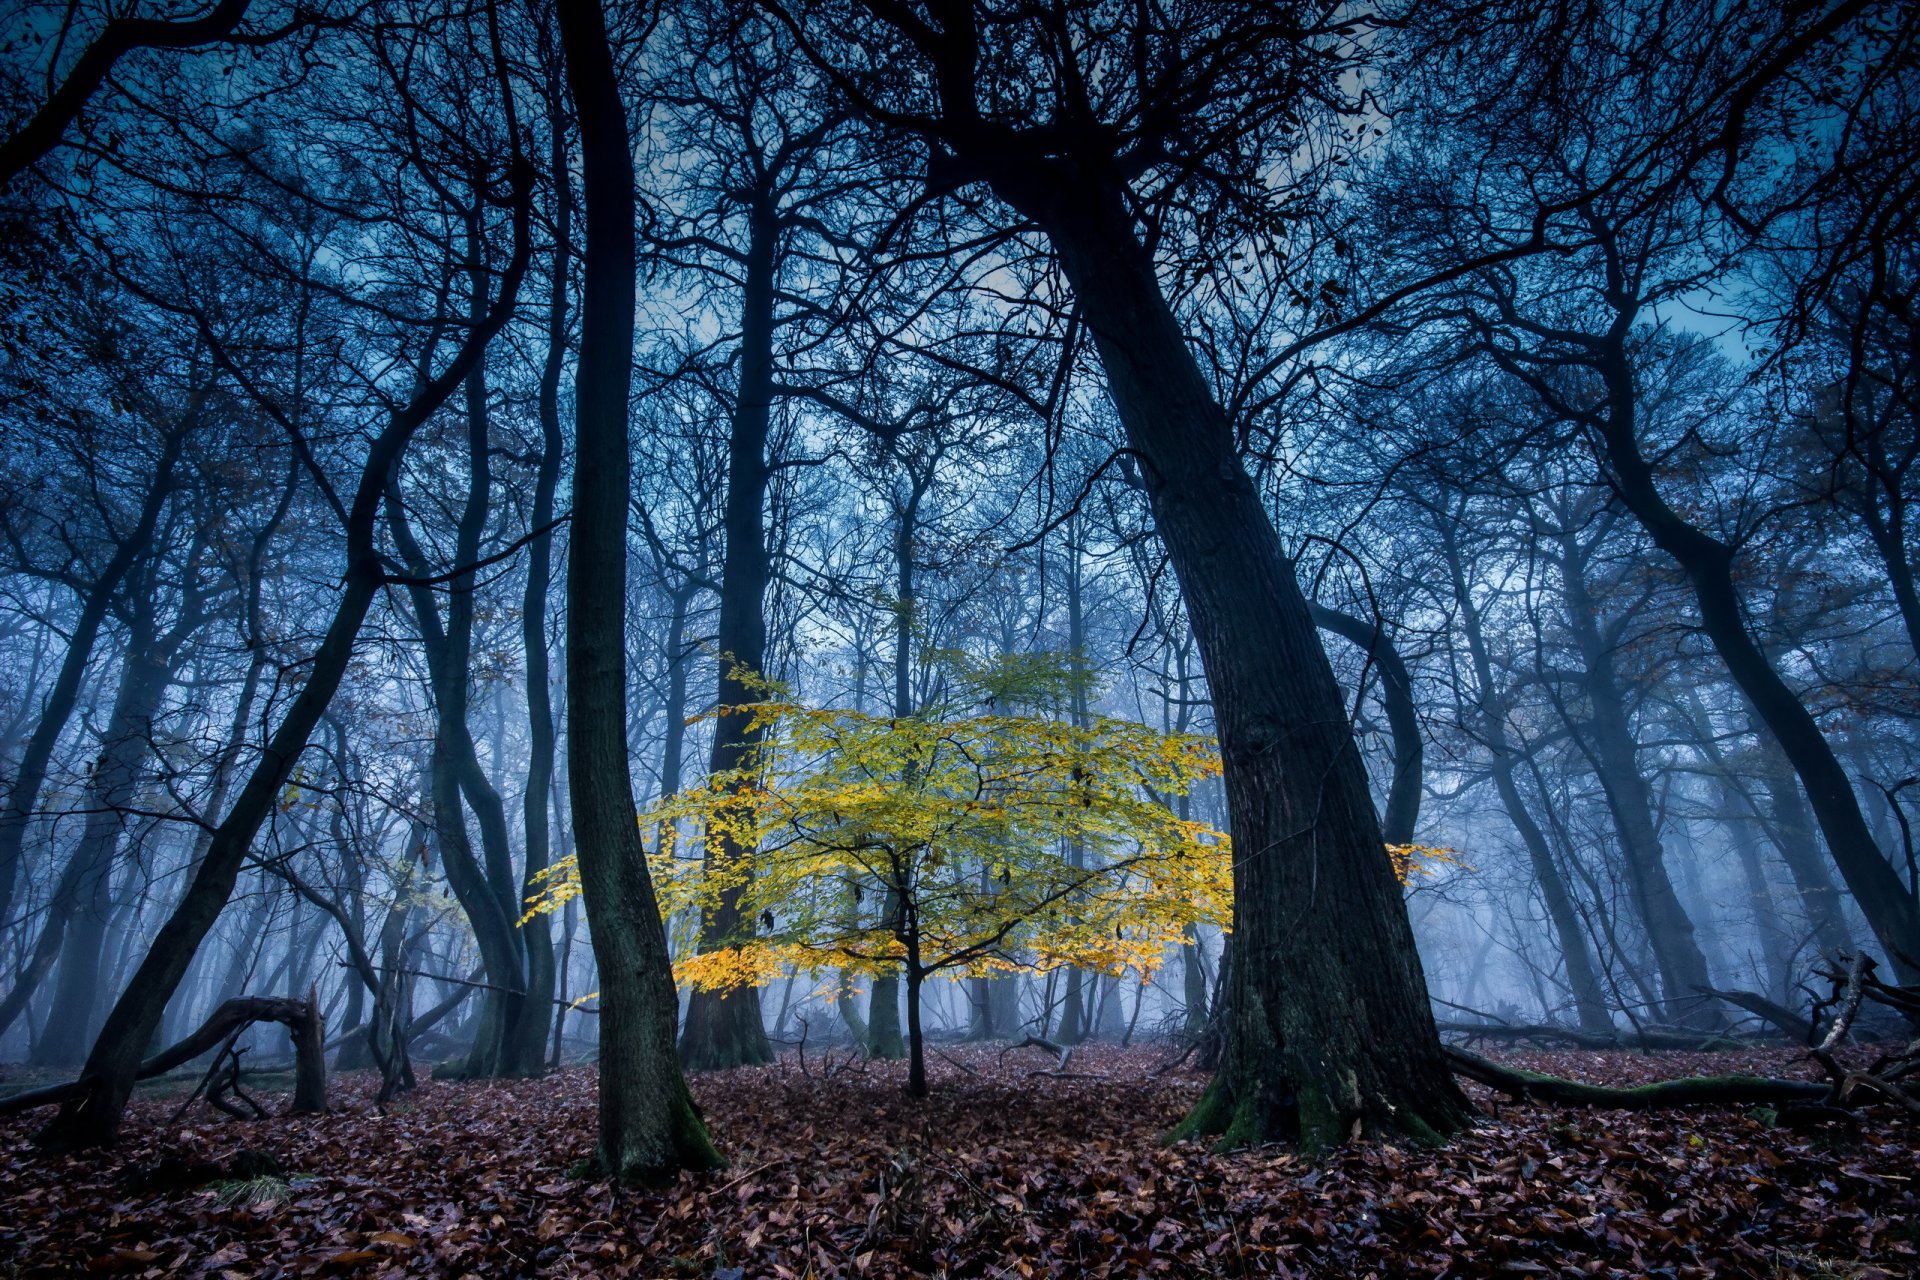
[1675,689,1796,999]
[1443,526,1613,1033]
[1555,529,1716,1022]
[1750,725,1855,958]
[1,610,170,1048]
[0,427,185,926]
[558,0,721,1181]
[1181,930,1209,1040]
[514,97,572,1081]
[679,186,780,1073]
[1309,603,1423,846]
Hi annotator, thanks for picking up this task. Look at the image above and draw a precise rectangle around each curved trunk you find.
[1309,603,1423,846]
[558,0,721,1182]
[31,160,530,1151]
[1588,337,1920,981]
[1001,170,1469,1151]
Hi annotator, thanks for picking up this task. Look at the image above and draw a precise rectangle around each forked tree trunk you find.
[557,0,722,1183]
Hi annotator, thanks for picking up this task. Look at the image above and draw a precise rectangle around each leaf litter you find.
[0,1045,1914,1278]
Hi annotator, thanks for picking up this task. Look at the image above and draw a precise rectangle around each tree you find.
[540,655,1230,1098]
[768,0,1473,1150]
[554,0,722,1183]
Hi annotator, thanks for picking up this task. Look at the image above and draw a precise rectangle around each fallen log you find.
[1002,1035,1073,1072]
[1444,1045,1826,1109]
[1694,987,1816,1044]
[0,996,326,1117]
[1437,1021,1757,1051]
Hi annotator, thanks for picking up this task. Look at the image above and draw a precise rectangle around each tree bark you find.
[679,191,781,1072]
[558,0,723,1182]
[994,170,1471,1150]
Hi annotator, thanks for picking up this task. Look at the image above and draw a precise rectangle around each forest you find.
[0,0,1917,1275]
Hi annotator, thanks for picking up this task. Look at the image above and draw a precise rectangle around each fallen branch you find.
[1437,1021,1755,1051]
[934,1049,979,1076]
[0,995,326,1116]
[1693,987,1816,1044]
[1002,1035,1073,1073]
[1444,1045,1826,1109]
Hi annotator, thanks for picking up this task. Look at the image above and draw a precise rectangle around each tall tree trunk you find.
[0,426,185,926]
[864,476,927,1063]
[1554,528,1717,1023]
[512,85,574,1082]
[1000,171,1469,1150]
[1582,323,1920,980]
[24,635,172,1063]
[557,0,721,1182]
[1673,689,1797,999]
[679,192,780,1072]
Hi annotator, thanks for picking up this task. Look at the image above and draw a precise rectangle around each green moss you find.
[1163,1076,1234,1145]
[1292,1085,1343,1159]
[1211,1094,1268,1154]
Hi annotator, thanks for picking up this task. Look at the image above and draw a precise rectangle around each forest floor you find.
[0,1044,1915,1279]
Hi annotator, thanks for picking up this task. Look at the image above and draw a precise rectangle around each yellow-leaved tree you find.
[531,654,1231,1095]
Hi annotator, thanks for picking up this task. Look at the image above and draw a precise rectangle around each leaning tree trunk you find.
[0,426,184,927]
[30,167,530,1152]
[1556,529,1717,1024]
[999,170,1472,1151]
[1584,326,1920,982]
[1442,524,1614,1034]
[679,194,780,1073]
[557,0,722,1183]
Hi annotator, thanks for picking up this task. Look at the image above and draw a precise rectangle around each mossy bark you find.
[1444,1045,1828,1109]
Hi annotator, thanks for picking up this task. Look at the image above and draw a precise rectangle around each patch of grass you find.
[209,1175,294,1207]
